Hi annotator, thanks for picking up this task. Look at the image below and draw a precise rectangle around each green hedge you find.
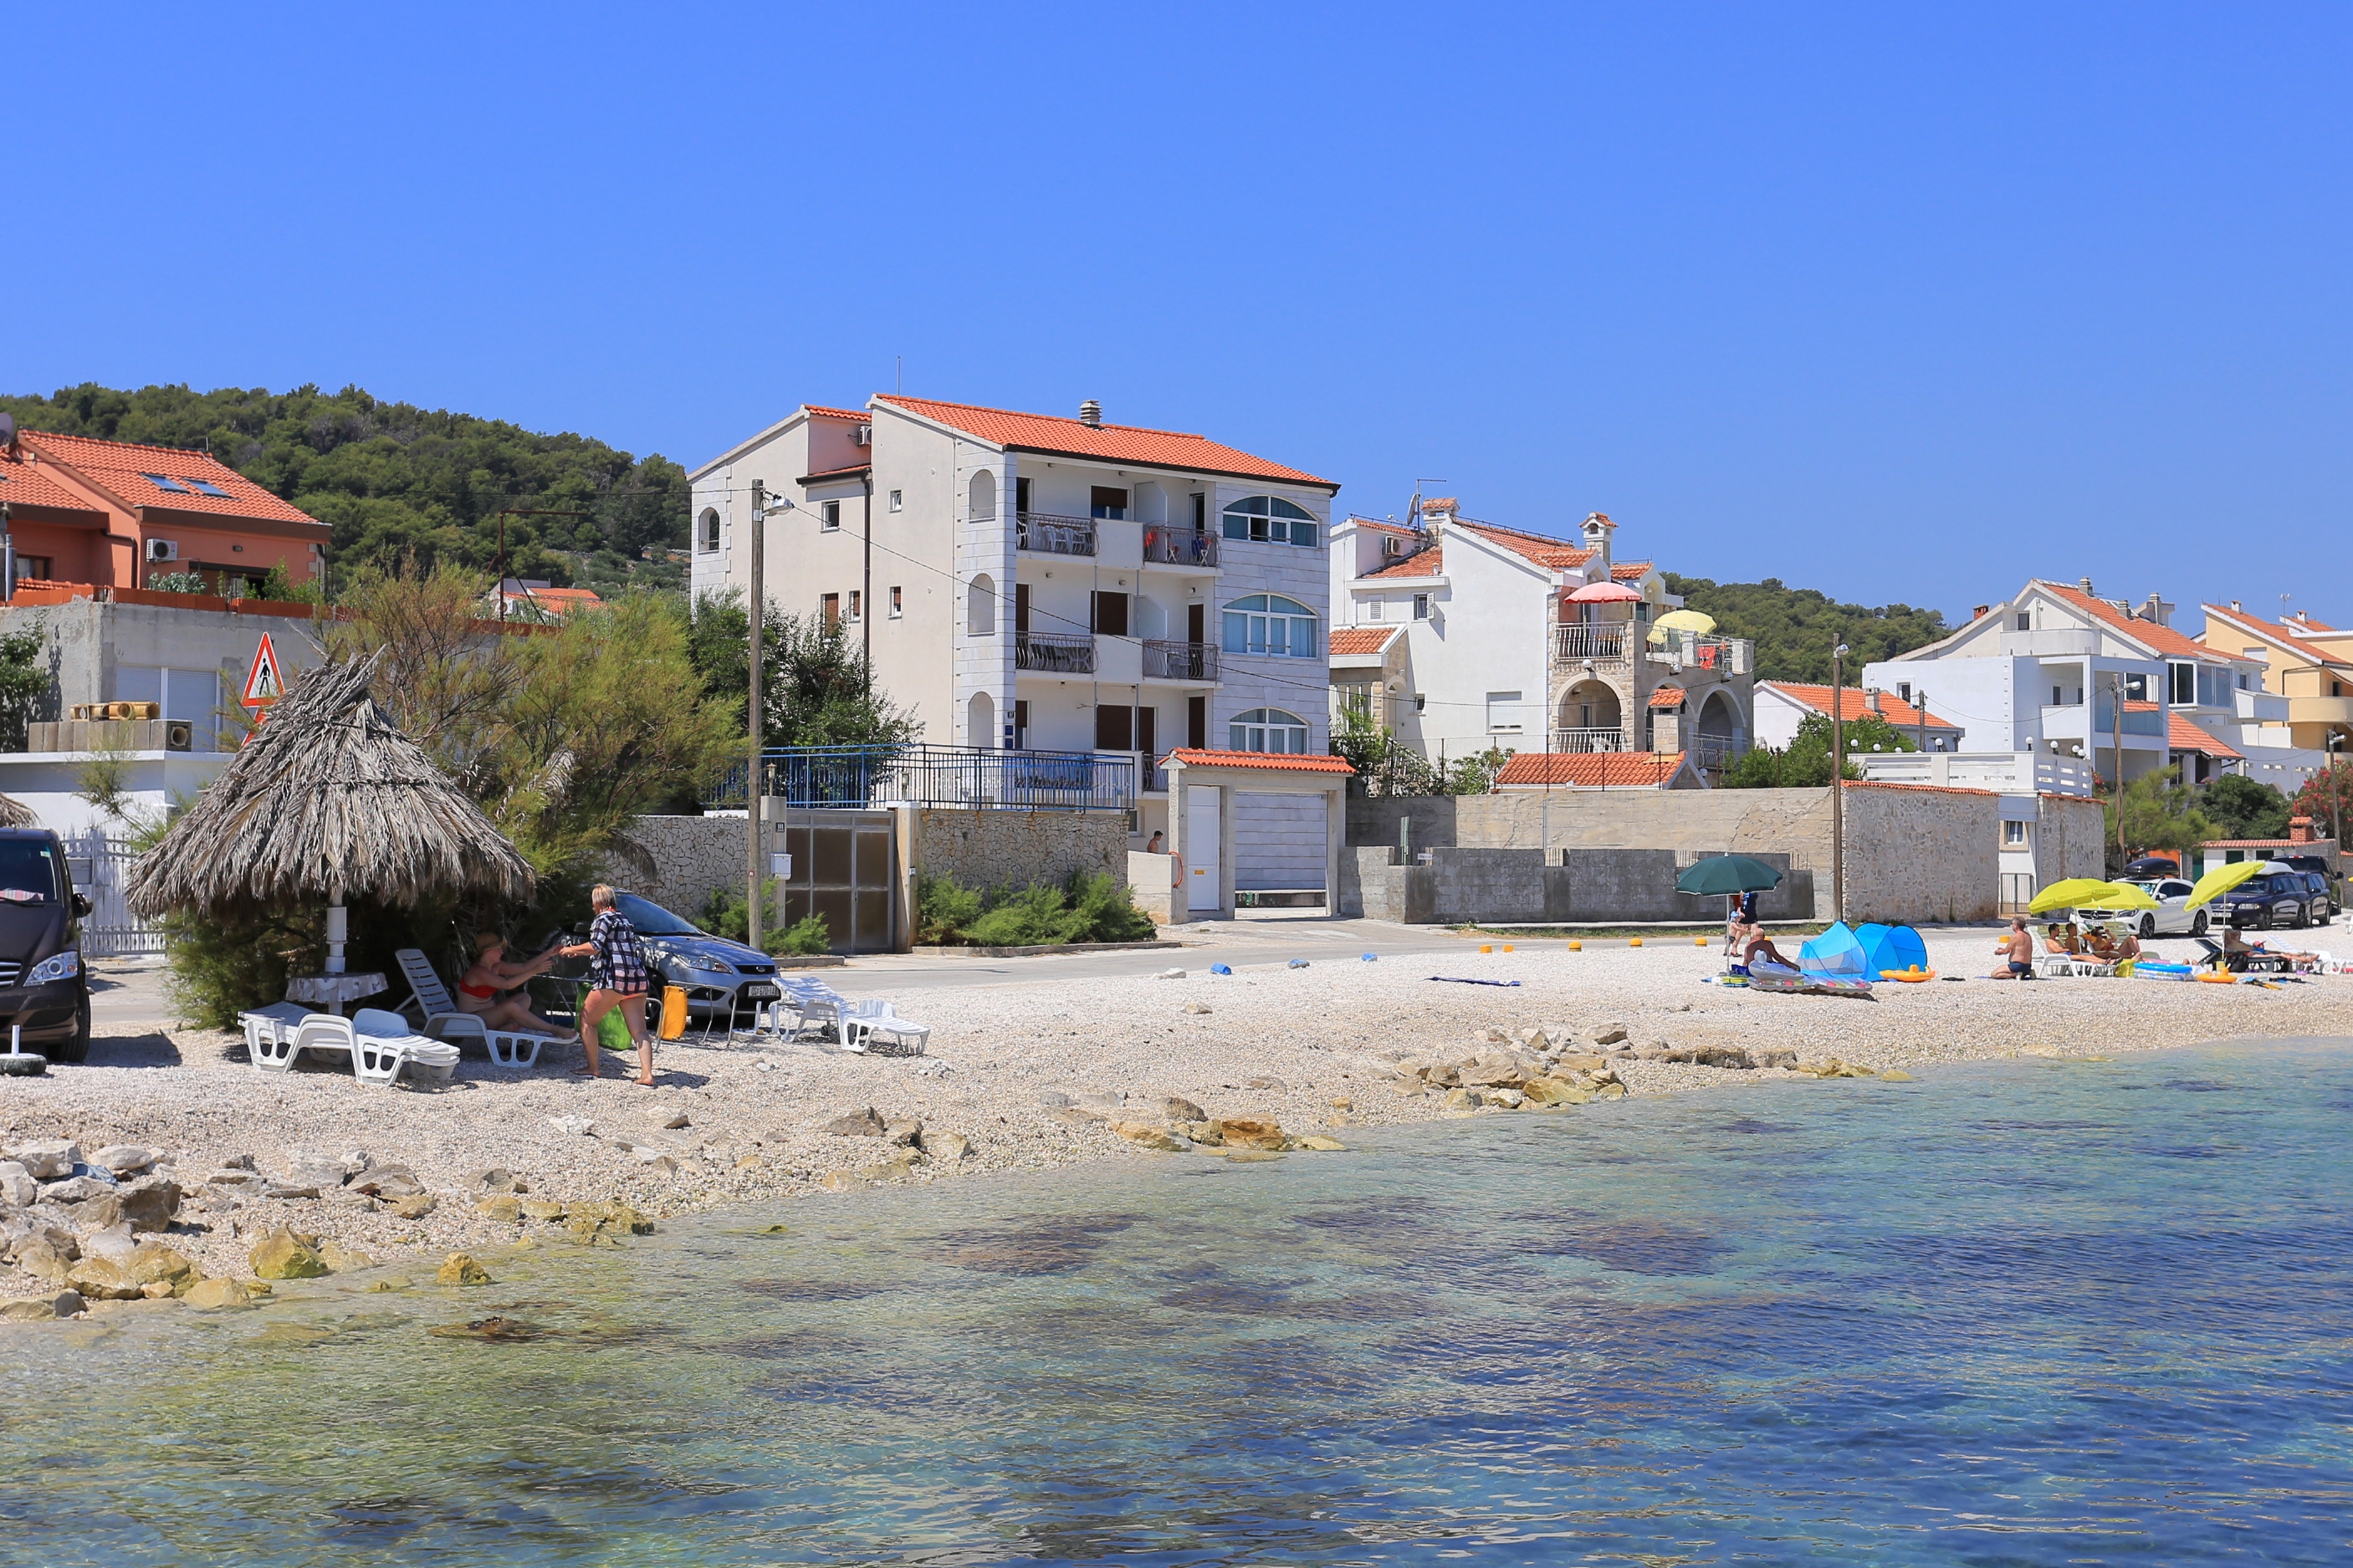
[916,869,1154,947]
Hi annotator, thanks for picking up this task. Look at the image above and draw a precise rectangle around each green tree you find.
[0,381,689,588]
[0,620,49,752]
[688,590,918,750]
[1660,574,1950,682]
[2105,765,2219,873]
[2200,773,2292,841]
[1721,711,1910,788]
[2289,761,2352,843]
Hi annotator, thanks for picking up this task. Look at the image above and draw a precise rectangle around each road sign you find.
[241,632,285,711]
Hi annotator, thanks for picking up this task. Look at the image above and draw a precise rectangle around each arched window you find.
[968,471,997,523]
[1221,594,1318,658]
[1221,495,1318,547]
[1230,707,1311,753]
[966,573,995,636]
[698,508,720,552]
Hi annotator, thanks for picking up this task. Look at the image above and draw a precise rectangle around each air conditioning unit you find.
[1384,537,1408,558]
[146,539,178,563]
[853,424,873,447]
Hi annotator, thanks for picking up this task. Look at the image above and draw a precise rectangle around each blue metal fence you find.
[703,744,1135,813]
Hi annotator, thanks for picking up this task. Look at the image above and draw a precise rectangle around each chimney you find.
[2231,600,2243,612]
[2290,815,2314,844]
[1866,687,1883,714]
[1580,511,1616,570]
[2139,592,2175,627]
[1077,400,1102,427]
[1972,604,1991,621]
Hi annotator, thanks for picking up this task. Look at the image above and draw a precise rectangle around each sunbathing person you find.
[1988,917,2037,978]
[457,932,576,1043]
[2044,922,2082,956]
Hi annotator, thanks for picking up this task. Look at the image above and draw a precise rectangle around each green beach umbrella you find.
[1675,855,1784,896]
[2026,876,2113,915]
[2185,859,2265,912]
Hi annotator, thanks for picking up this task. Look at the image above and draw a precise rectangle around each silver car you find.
[2080,877,2207,938]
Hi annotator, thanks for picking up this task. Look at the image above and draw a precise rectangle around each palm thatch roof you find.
[0,794,34,829]
[126,653,535,917]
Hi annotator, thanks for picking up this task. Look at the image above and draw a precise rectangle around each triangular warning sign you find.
[242,632,285,709]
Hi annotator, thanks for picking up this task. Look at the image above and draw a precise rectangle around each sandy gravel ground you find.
[4,921,2348,1296]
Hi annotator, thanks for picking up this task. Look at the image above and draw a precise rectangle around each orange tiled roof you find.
[1327,626,1400,656]
[1363,546,1442,580]
[804,404,868,421]
[2167,712,2243,759]
[873,396,1336,489]
[1762,681,1960,730]
[2202,603,2353,670]
[2038,581,2217,661]
[0,447,105,513]
[2123,699,2161,712]
[1496,751,1690,787]
[1164,748,1354,774]
[21,431,321,528]
[1610,560,1654,581]
[1455,520,1594,571]
[1648,685,1687,709]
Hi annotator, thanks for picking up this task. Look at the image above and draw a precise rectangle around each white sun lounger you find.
[238,1002,316,1068]
[393,947,560,1068]
[774,977,850,1040]
[841,999,931,1056]
[349,1009,462,1087]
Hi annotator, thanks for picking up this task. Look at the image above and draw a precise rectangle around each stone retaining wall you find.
[605,815,744,920]
[909,809,1128,893]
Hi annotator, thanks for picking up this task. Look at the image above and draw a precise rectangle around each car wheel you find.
[40,993,91,1066]
[2140,914,2156,939]
[2192,910,2208,937]
[2257,905,2274,930]
[2290,901,2310,930]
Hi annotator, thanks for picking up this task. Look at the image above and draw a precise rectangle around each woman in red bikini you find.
[456,932,576,1044]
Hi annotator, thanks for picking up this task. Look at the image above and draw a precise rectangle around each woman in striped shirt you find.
[558,883,656,1084]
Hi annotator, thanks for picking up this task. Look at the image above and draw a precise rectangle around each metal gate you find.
[65,832,166,958]
[765,810,898,953]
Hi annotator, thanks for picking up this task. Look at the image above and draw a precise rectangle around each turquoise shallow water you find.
[4,1039,2351,1565]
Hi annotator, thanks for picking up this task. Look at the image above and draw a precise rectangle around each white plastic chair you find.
[841,999,931,1055]
[393,947,559,1068]
[350,1008,461,1087]
[238,1002,315,1068]
[775,978,849,1041]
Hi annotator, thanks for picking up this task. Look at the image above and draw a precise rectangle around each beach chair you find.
[841,999,932,1056]
[392,947,558,1069]
[775,977,850,1041]
[350,1009,461,1088]
[238,1002,315,1068]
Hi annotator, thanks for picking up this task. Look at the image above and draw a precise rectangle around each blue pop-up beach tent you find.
[1798,922,1870,980]
[1853,922,1929,977]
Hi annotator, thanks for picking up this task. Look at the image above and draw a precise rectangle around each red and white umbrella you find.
[1566,580,1643,603]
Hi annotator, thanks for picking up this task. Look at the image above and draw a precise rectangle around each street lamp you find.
[1831,641,1850,924]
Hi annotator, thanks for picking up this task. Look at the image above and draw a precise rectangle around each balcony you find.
[1142,527,1218,568]
[1645,631,1753,675]
[1142,639,1219,682]
[1016,513,1097,557]
[1015,631,1096,674]
[1547,727,1629,753]
[1552,625,1630,667]
[1861,751,2096,797]
[1690,731,1747,769]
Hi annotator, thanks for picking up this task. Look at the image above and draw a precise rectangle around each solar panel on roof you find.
[186,478,233,498]
[142,473,192,494]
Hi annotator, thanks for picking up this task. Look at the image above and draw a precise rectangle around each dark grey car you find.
[608,891,785,1024]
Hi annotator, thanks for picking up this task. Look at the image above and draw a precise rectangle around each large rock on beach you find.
[280,1153,350,1190]
[351,1166,422,1199]
[118,1177,182,1233]
[65,1256,145,1301]
[0,1289,82,1320]
[473,1195,523,1223]
[1151,1095,1208,1125]
[8,1142,80,1181]
[320,1241,376,1274]
[90,1146,160,1177]
[882,1120,923,1148]
[1214,1117,1288,1151]
[1587,1024,1629,1047]
[466,1167,521,1195]
[250,1228,329,1281]
[37,1176,114,1207]
[435,1253,493,1286]
[1109,1121,1186,1152]
[917,1129,971,1162]
[0,1162,34,1208]
[15,1239,73,1285]
[184,1277,260,1310]
[390,1194,437,1219]
[822,1107,884,1137]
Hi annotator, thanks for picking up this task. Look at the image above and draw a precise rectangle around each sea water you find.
[3,1039,2350,1565]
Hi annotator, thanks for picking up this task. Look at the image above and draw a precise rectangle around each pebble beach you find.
[3,922,2347,1305]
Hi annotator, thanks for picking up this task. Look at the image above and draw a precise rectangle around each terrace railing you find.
[1142,639,1218,681]
[1552,625,1630,666]
[704,745,1134,813]
[1645,631,1754,675]
[1547,727,1629,753]
[1141,527,1219,567]
[1015,631,1097,674]
[1015,513,1097,556]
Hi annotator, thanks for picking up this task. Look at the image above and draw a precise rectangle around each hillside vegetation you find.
[1661,573,1950,683]
[0,382,688,591]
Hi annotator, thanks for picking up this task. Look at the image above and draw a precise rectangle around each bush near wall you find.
[917,871,1154,947]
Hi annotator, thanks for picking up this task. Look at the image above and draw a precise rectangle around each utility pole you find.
[1831,641,1849,924]
[747,480,767,948]
[2109,671,2126,866]
[490,508,591,624]
[1916,687,1927,754]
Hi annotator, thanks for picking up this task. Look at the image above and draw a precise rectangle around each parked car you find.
[585,891,787,1025]
[2123,855,2182,879]
[0,829,95,1063]
[2216,871,2312,930]
[2084,877,2205,938]
[2289,869,2340,920]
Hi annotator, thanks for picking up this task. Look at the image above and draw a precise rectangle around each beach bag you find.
[596,1006,637,1054]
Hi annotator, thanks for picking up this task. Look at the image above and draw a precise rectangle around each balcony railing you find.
[1645,631,1753,675]
[1547,727,1629,753]
[1552,624,1630,666]
[1015,631,1096,674]
[1015,513,1097,556]
[1690,731,1747,769]
[1142,639,1219,681]
[1142,527,1219,568]
[704,745,1133,813]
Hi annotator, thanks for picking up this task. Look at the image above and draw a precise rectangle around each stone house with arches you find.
[1327,503,1756,774]
[688,395,1343,881]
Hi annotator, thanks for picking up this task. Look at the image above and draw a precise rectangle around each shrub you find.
[1067,870,1156,942]
[159,906,315,1029]
[696,886,831,955]
[916,873,985,945]
[923,869,1154,947]
[778,913,830,955]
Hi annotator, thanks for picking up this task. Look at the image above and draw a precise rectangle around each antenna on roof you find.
[1408,478,1445,532]
[0,413,13,455]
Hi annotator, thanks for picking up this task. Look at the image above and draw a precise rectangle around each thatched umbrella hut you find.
[127,653,533,974]
[0,794,35,829]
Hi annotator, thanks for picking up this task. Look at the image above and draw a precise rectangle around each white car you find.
[2081,876,2207,938]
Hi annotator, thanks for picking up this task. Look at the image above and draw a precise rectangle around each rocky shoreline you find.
[3,929,2346,1320]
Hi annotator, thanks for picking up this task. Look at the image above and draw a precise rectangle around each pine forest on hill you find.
[0,382,690,595]
[1661,573,1951,683]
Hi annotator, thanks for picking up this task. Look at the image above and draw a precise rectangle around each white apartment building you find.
[1327,503,1756,772]
[688,395,1340,874]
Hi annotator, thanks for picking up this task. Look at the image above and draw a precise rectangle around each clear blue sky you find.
[20,3,2350,624]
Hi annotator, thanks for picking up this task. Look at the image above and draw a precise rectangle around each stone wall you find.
[1343,846,1816,925]
[909,808,1128,892]
[606,815,744,919]
[2035,794,2109,884]
[1345,783,1997,926]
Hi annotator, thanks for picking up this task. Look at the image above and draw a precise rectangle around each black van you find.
[0,829,94,1061]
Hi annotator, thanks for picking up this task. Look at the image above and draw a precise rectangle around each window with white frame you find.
[2003,820,2028,846]
[821,500,841,531]
[1222,594,1318,657]
[698,508,720,551]
[1486,691,1524,732]
[888,489,903,513]
[1412,592,1430,620]
[1230,707,1310,753]
[1220,495,1318,546]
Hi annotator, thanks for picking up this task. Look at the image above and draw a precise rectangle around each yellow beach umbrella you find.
[2079,881,2159,912]
[1647,608,1717,644]
[2185,859,2265,911]
[2026,877,2113,915]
